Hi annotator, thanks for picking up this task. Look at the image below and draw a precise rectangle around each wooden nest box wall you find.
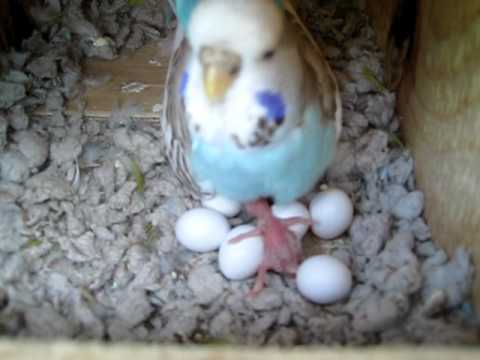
[367,0,480,307]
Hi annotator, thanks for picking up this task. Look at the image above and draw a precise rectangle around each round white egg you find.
[201,194,241,217]
[296,255,352,304]
[175,207,230,252]
[218,225,264,280]
[309,189,353,239]
[272,202,311,240]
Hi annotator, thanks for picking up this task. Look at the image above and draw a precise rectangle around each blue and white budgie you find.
[162,0,342,295]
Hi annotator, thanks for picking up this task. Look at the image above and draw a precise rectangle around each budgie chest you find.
[188,105,336,205]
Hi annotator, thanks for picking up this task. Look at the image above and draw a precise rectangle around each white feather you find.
[188,0,284,60]
[184,0,305,146]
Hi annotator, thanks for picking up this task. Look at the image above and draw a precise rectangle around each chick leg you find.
[229,199,310,296]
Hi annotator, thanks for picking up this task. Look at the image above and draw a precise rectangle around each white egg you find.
[218,225,264,280]
[175,207,230,252]
[309,188,353,239]
[296,255,352,304]
[272,202,311,240]
[201,194,241,217]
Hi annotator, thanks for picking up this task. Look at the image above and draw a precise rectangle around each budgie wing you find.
[161,26,201,198]
[284,0,342,138]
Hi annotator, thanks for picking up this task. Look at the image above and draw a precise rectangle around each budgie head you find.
[181,0,305,148]
[175,0,284,32]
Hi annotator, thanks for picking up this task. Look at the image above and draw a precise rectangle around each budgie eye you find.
[230,65,240,76]
[261,49,276,61]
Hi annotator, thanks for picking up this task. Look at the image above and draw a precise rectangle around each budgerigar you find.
[162,0,342,295]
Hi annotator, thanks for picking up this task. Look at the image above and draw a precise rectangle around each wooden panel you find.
[398,0,480,307]
[80,42,168,119]
[36,42,169,119]
[366,0,400,51]
[0,340,479,360]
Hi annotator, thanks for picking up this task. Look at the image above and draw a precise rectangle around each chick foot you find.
[229,199,311,296]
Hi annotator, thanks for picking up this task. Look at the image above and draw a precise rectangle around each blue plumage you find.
[189,105,336,204]
[179,71,189,97]
[175,0,198,30]
[256,90,286,124]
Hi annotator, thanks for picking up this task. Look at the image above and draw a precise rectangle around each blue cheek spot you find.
[256,90,286,125]
[179,71,189,98]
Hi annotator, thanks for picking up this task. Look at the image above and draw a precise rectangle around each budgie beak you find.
[200,47,240,102]
[203,64,235,102]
